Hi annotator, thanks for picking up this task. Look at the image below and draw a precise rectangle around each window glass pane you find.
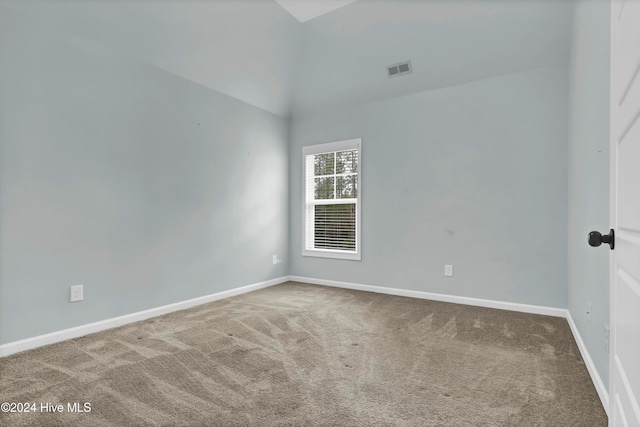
[336,150,357,174]
[314,203,356,251]
[314,177,334,199]
[336,175,357,198]
[314,153,335,176]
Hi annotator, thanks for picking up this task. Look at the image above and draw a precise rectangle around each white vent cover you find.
[387,60,412,78]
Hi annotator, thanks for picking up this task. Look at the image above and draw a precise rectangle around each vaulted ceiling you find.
[1,0,574,118]
[291,0,574,117]
[274,0,359,22]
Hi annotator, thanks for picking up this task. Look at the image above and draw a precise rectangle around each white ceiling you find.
[0,0,301,117]
[291,0,574,117]
[274,0,358,22]
[0,0,574,118]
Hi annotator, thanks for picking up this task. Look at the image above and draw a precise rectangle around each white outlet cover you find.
[70,285,83,302]
[444,264,453,277]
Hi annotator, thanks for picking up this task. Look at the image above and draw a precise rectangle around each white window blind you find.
[303,139,361,260]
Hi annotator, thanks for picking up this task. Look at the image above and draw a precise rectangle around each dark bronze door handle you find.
[588,229,615,250]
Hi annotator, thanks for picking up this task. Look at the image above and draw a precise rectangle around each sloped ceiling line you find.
[274,0,359,23]
[1,0,573,119]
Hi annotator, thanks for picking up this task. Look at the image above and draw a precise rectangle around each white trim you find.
[0,276,289,358]
[290,275,566,317]
[290,275,610,414]
[566,311,610,416]
[302,138,362,261]
[311,198,357,206]
[302,248,361,261]
[0,273,611,416]
[303,138,361,155]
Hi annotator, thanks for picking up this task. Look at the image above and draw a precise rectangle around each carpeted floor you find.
[0,281,607,426]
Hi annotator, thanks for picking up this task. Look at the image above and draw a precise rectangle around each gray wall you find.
[0,6,289,345]
[1,1,604,362]
[0,0,301,117]
[290,64,570,308]
[291,0,573,117]
[567,0,611,389]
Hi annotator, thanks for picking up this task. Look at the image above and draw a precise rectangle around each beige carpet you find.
[0,281,607,426]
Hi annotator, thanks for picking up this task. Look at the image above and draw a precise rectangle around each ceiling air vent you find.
[387,60,412,78]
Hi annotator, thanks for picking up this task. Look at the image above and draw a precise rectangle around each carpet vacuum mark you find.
[0,282,607,426]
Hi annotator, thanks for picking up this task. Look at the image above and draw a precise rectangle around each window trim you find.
[302,138,362,260]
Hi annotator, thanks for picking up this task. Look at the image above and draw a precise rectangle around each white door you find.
[609,1,640,425]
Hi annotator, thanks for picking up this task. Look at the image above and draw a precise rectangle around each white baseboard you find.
[0,273,611,416]
[566,312,610,415]
[289,275,567,317]
[290,275,609,415]
[0,276,289,358]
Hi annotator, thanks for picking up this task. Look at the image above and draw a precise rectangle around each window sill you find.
[302,249,361,261]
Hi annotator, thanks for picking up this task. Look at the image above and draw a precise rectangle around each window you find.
[303,139,361,260]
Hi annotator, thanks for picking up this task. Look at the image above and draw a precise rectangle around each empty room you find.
[1,0,638,425]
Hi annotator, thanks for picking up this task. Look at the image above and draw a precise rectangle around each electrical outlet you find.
[70,285,83,302]
[604,325,610,354]
[272,255,282,265]
[444,264,453,277]
[587,302,592,323]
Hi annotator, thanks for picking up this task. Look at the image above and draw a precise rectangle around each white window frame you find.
[302,138,361,260]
